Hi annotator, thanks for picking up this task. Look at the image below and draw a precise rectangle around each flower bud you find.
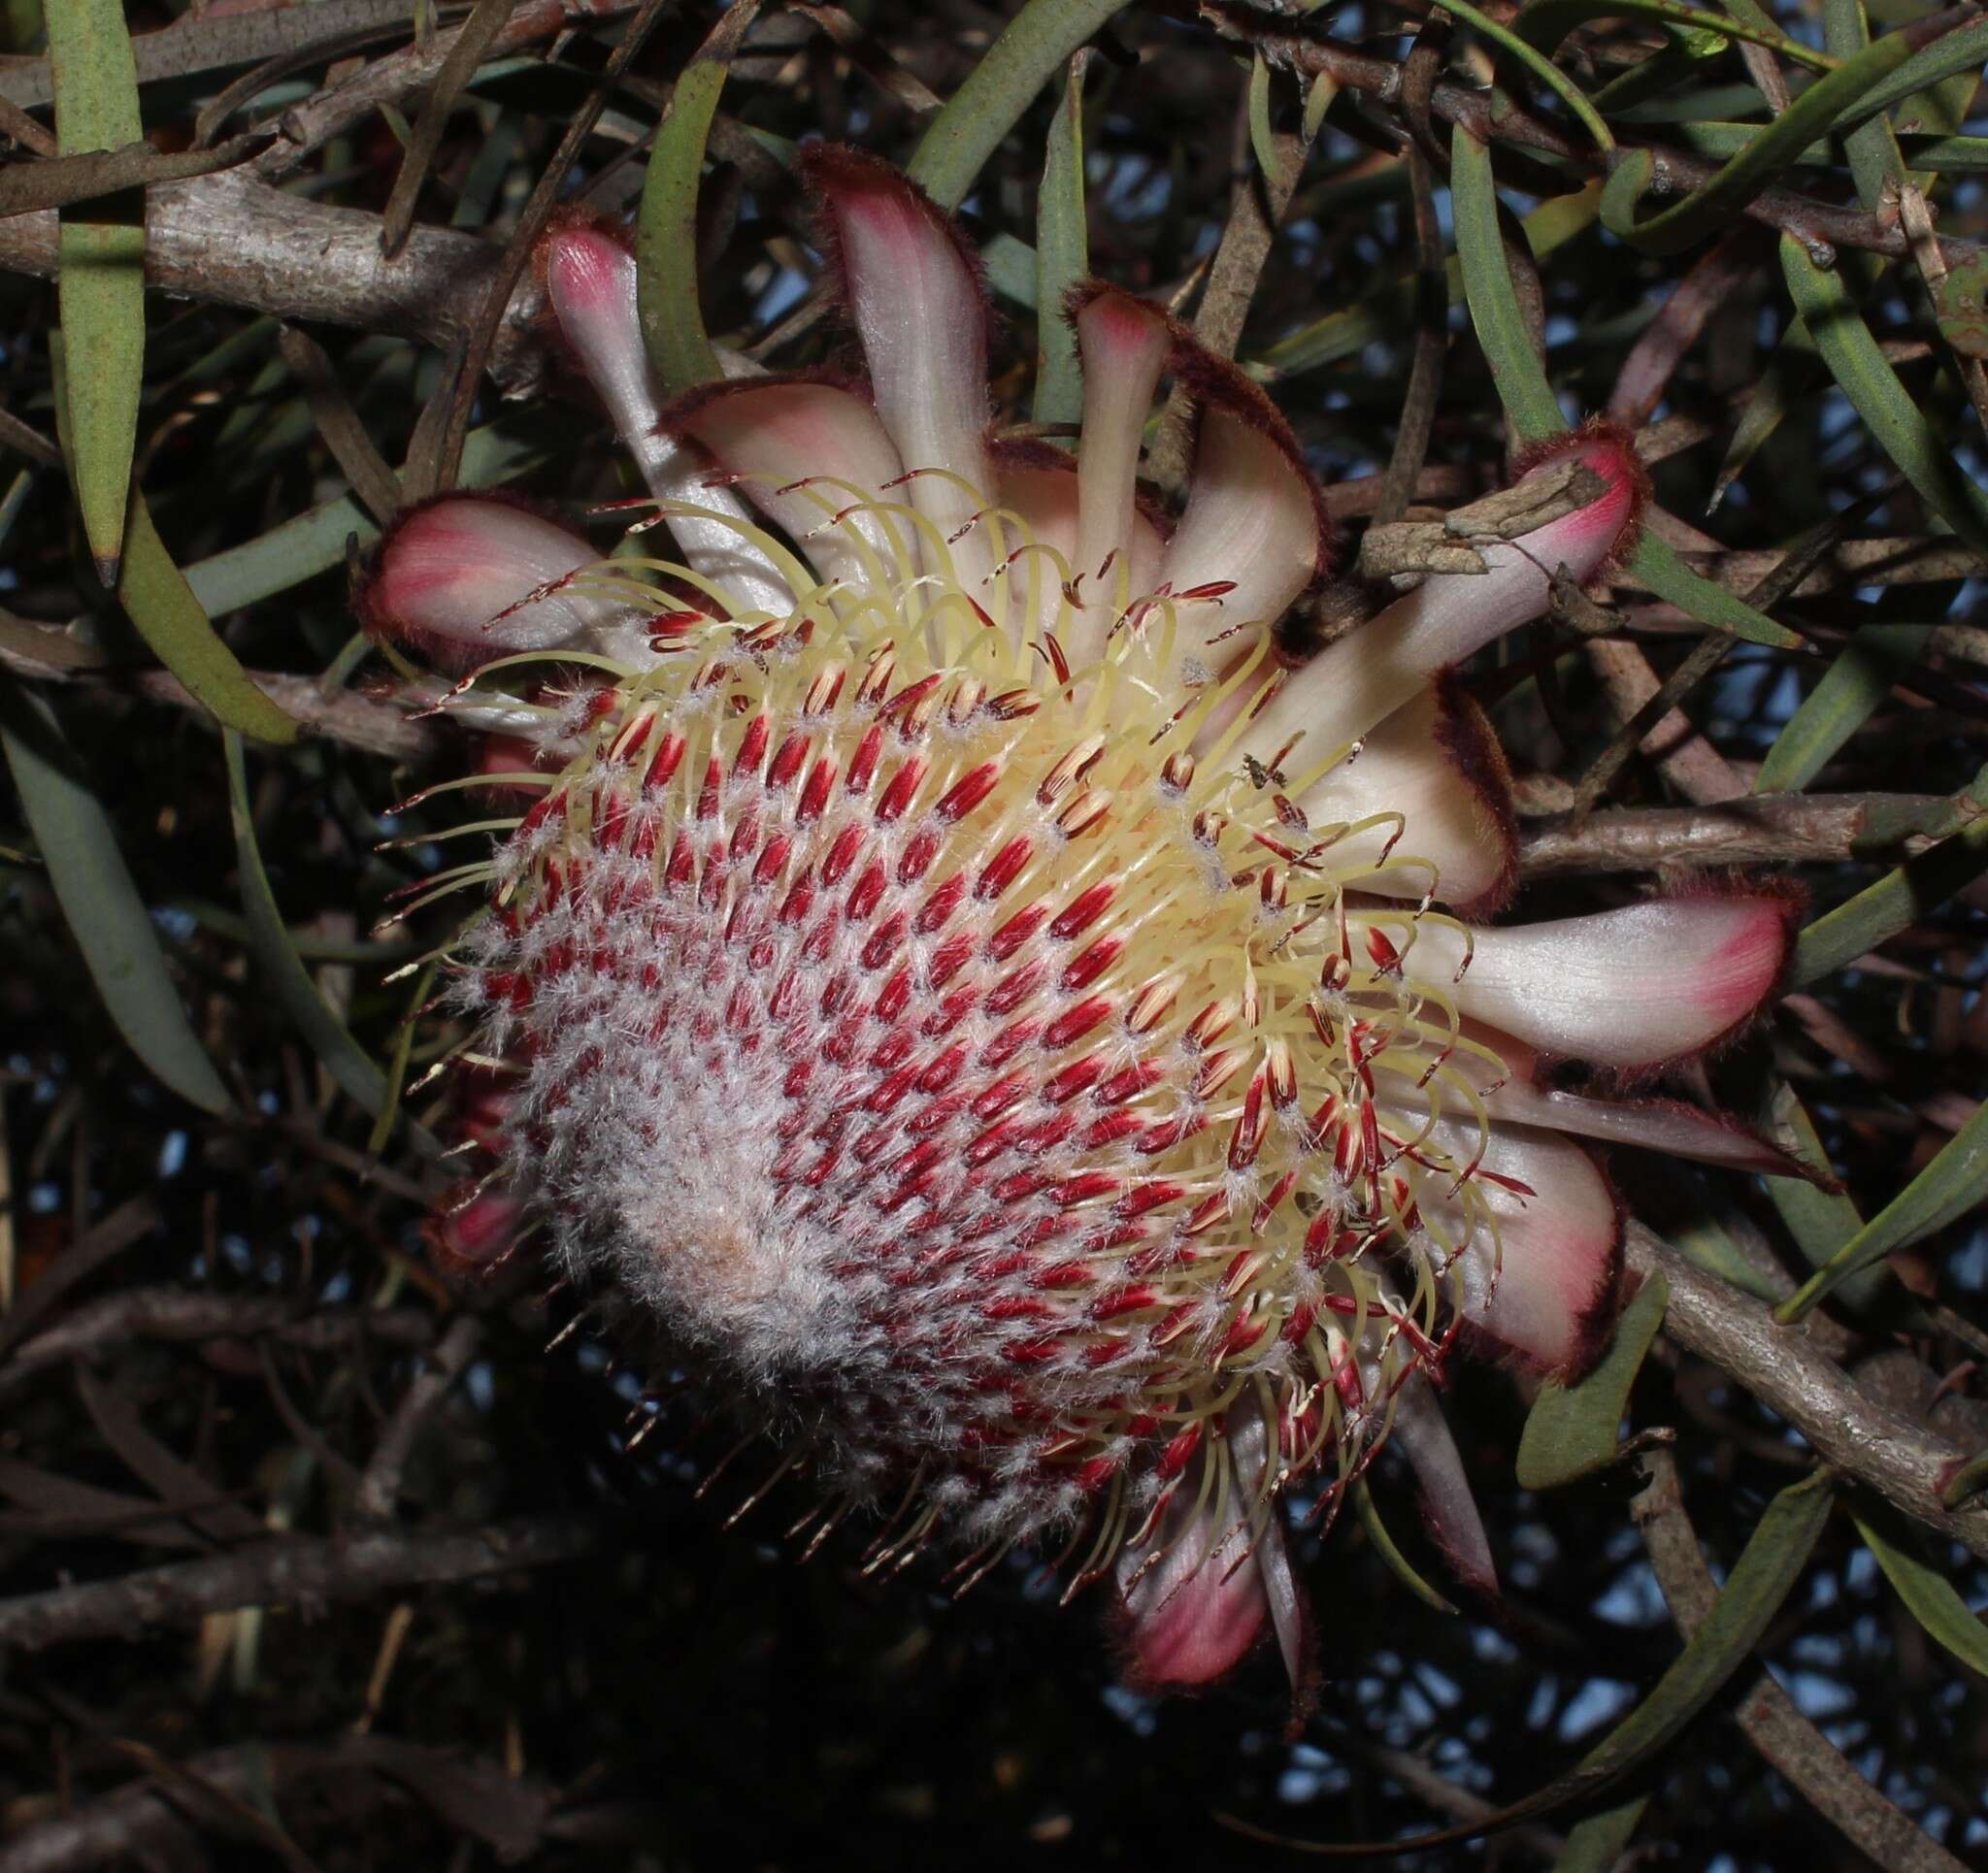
[360,495,631,673]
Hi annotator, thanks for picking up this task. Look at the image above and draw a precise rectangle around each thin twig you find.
[277,327,406,525]
[352,1316,484,1521]
[0,1735,556,1869]
[0,1515,602,1652]
[1583,636,1747,805]
[1627,1223,1988,1559]
[1573,629,1739,818]
[0,0,472,109]
[1632,1449,1969,1873]
[0,1193,160,1359]
[1897,180,1988,444]
[1193,0,1985,267]
[0,405,64,469]
[1343,1740,1569,1858]
[1372,139,1445,527]
[1146,75,1305,489]
[0,132,271,216]
[3,1292,432,1389]
[1517,792,1942,875]
[256,0,633,176]
[1607,228,1766,428]
[430,0,681,490]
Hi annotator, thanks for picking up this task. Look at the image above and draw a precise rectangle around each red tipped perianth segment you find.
[535,210,637,381]
[357,493,626,673]
[536,216,793,618]
[1386,1375,1498,1598]
[1422,676,1520,917]
[1510,417,1652,587]
[1117,1485,1275,1690]
[428,1183,524,1282]
[659,373,909,592]
[1161,342,1333,742]
[1420,891,1798,1072]
[1232,422,1647,779]
[1115,1401,1305,1693]
[1439,1125,1624,1375]
[801,145,997,594]
[1065,283,1175,670]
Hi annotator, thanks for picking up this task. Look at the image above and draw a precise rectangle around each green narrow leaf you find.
[1824,0,1913,209]
[1576,1469,1836,1778]
[907,0,1132,212]
[1600,22,1932,253]
[1941,1450,1988,1511]
[637,2,762,400]
[1628,533,1804,649]
[1760,1081,1891,1311]
[1791,803,1988,988]
[368,959,438,1157]
[117,492,299,744]
[1517,1270,1670,1490]
[1893,81,1977,162]
[1031,54,1088,434]
[1754,621,1935,793]
[1302,71,1339,144]
[1598,42,1710,113]
[47,0,145,584]
[1710,0,1780,37]
[1672,125,1988,169]
[1442,0,1618,151]
[1780,233,1988,559]
[1449,122,1565,444]
[223,728,396,1127]
[1516,0,1839,70]
[1710,317,1812,510]
[453,110,524,229]
[981,231,1039,310]
[1830,13,1988,128]
[0,679,230,1113]
[1278,1468,1836,1857]
[1246,51,1279,186]
[50,334,297,739]
[1448,137,1800,651]
[1852,1510,1988,1679]
[1668,121,1823,163]
[1667,1201,1786,1302]
[1554,1796,1651,1873]
[1777,1093,1988,1320]
[1253,182,1601,380]
[1351,1476,1458,1615]
[1937,254,1988,361]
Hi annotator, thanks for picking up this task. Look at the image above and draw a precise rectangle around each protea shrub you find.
[361,147,1804,1696]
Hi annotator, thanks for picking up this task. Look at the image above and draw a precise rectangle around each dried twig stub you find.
[1357,522,1490,580]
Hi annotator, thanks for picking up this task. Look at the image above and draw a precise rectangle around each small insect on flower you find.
[360,148,1812,1701]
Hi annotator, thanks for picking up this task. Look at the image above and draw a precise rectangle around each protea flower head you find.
[362,148,1803,1697]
